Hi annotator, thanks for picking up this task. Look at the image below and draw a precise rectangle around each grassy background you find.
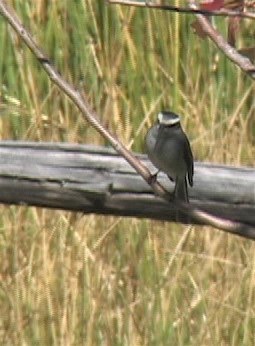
[0,0,255,344]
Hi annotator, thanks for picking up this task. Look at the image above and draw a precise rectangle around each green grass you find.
[0,0,255,344]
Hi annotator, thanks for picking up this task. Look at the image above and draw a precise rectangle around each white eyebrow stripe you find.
[158,112,180,125]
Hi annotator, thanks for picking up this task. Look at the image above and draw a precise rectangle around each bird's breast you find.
[145,125,187,179]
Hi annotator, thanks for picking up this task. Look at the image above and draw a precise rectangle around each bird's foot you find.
[148,170,160,185]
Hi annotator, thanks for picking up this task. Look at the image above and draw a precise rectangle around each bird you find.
[145,111,194,202]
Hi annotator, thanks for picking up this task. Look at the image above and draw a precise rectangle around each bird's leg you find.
[148,169,160,185]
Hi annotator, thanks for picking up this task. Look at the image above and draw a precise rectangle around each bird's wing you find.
[182,132,194,187]
[154,125,165,151]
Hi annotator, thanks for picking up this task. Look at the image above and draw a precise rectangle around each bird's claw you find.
[148,170,160,185]
[148,172,158,185]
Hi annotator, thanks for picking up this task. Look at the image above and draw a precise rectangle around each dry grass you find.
[0,0,255,344]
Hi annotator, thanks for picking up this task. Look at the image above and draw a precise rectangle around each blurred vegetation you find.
[0,0,255,344]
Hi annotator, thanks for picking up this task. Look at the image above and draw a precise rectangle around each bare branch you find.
[107,0,255,20]
[188,0,255,78]
[109,0,255,78]
[0,0,254,238]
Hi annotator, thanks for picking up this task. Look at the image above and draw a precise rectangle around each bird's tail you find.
[174,177,189,203]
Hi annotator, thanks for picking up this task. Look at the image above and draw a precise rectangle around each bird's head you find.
[157,111,181,127]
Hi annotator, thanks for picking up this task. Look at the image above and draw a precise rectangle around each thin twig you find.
[109,0,255,79]
[188,0,255,78]
[0,0,254,239]
[107,0,255,20]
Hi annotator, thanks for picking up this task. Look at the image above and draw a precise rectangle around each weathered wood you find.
[0,141,254,226]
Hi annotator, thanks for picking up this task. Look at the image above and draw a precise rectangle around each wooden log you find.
[0,141,254,226]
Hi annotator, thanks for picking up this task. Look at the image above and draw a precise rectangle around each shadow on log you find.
[0,141,254,227]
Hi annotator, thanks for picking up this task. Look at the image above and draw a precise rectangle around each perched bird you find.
[145,111,194,202]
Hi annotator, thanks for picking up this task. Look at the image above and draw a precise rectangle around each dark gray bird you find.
[145,111,194,202]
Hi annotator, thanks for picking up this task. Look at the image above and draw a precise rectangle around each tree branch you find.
[108,0,255,78]
[107,0,255,20]
[188,0,255,78]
